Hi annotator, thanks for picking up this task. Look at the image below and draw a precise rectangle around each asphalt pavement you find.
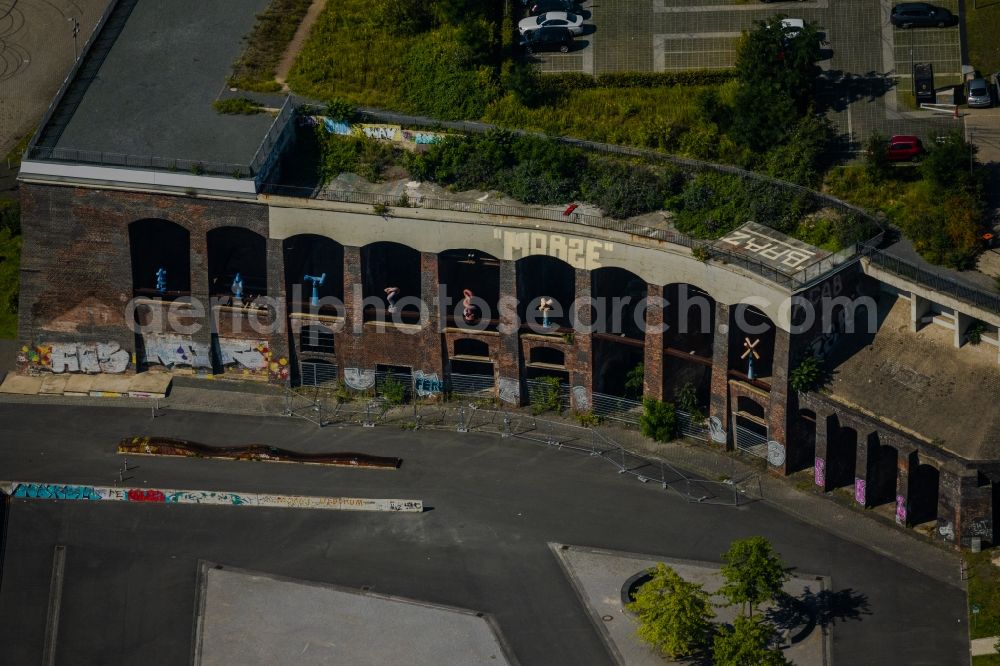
[0,402,970,664]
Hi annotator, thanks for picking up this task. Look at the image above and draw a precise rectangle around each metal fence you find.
[591,392,642,426]
[525,378,572,411]
[448,373,496,398]
[861,244,1000,315]
[735,423,769,460]
[300,361,338,387]
[676,410,709,440]
[279,391,760,506]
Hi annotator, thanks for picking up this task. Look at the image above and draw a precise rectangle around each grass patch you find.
[966,550,1000,639]
[4,131,33,168]
[0,200,20,339]
[229,0,314,92]
[975,654,1000,664]
[966,3,1000,75]
[212,97,265,115]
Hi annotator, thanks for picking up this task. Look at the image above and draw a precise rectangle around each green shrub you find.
[624,363,645,400]
[212,97,264,115]
[530,376,563,415]
[674,382,704,425]
[641,398,677,443]
[789,355,826,393]
[0,212,21,338]
[380,377,406,405]
[920,131,977,189]
[581,159,683,219]
[574,410,603,427]
[228,0,313,92]
[316,131,398,185]
[966,321,987,345]
[863,132,892,183]
[325,98,357,122]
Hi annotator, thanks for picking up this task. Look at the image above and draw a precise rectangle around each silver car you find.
[967,78,992,108]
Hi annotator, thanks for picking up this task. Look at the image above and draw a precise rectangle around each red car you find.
[886,135,923,161]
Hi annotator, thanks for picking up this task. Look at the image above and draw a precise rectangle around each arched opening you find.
[529,347,565,367]
[826,416,857,490]
[590,268,646,399]
[728,305,776,384]
[283,234,344,314]
[867,433,898,508]
[663,283,716,406]
[129,219,190,298]
[664,284,715,357]
[299,325,335,354]
[516,255,575,331]
[207,227,267,304]
[593,339,645,398]
[909,458,939,526]
[438,249,500,329]
[455,338,490,358]
[790,408,817,474]
[449,338,494,391]
[363,242,422,322]
[733,396,768,458]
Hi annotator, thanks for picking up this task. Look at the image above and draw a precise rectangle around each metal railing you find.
[300,361,338,387]
[279,390,760,506]
[591,392,643,425]
[861,244,1000,315]
[447,373,496,397]
[525,378,572,411]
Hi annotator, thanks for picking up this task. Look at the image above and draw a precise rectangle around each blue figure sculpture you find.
[304,273,326,307]
[231,272,244,304]
[742,337,760,380]
[155,267,167,294]
[538,297,554,328]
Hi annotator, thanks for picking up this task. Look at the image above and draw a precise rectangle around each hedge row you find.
[543,69,737,91]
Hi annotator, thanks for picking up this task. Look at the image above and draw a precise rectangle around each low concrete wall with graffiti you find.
[0,481,422,512]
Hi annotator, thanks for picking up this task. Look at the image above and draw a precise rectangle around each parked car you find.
[890,3,955,28]
[780,18,805,36]
[518,11,584,36]
[521,26,575,54]
[528,0,575,16]
[886,135,924,161]
[966,77,993,108]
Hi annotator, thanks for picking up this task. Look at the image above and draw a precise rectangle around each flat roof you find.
[37,0,274,169]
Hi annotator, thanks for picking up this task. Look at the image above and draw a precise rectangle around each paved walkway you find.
[972,636,998,656]
[0,374,964,590]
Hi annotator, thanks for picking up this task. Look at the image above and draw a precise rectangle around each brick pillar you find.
[896,450,913,526]
[340,245,364,369]
[419,252,445,379]
[855,432,874,507]
[189,229,214,370]
[497,260,522,406]
[265,238,290,383]
[643,283,665,401]
[814,408,830,490]
[570,268,593,411]
[767,327,791,474]
[945,469,992,548]
[709,302,731,448]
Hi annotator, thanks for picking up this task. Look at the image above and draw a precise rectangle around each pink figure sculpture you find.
[462,289,478,324]
[384,286,400,313]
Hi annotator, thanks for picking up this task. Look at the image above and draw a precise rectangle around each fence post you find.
[457,406,468,433]
[363,402,375,428]
[502,414,512,438]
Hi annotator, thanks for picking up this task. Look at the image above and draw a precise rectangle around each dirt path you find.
[274,0,328,89]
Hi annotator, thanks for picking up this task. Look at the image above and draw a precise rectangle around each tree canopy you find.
[720,536,790,617]
[628,563,715,659]
[713,615,791,666]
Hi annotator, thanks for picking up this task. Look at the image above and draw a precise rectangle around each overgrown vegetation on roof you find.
[0,199,20,339]
[228,0,314,92]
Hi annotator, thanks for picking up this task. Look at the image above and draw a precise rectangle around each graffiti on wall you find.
[708,416,727,444]
[895,495,907,524]
[494,228,612,270]
[938,521,955,541]
[968,518,993,542]
[414,370,443,397]
[21,342,130,374]
[344,368,376,391]
[143,334,212,369]
[766,441,786,467]
[1,481,422,512]
[854,477,866,505]
[814,457,826,487]
[572,385,589,410]
[499,377,520,404]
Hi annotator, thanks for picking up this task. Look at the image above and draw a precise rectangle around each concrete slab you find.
[0,374,43,395]
[127,372,172,398]
[553,544,828,666]
[62,374,96,396]
[88,374,133,397]
[828,291,1000,459]
[194,566,511,665]
[37,374,69,395]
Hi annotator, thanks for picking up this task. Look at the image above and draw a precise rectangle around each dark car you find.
[886,135,924,161]
[528,0,575,16]
[890,3,955,28]
[521,26,574,53]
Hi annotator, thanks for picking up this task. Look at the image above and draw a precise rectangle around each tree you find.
[863,132,892,183]
[712,615,790,666]
[624,362,644,400]
[730,17,823,152]
[627,563,715,659]
[919,130,976,189]
[641,398,676,442]
[720,536,789,617]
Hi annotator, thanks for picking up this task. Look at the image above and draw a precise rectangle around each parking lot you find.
[530,0,965,147]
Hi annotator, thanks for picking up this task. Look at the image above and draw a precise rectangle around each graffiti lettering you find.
[496,229,611,270]
[127,489,166,503]
[572,385,589,410]
[414,370,443,397]
[854,477,866,505]
[895,494,907,524]
[31,341,131,374]
[938,521,955,541]
[968,518,993,540]
[344,367,376,390]
[814,457,826,487]
[708,416,727,444]
[357,124,400,141]
[143,334,211,369]
[11,482,102,500]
